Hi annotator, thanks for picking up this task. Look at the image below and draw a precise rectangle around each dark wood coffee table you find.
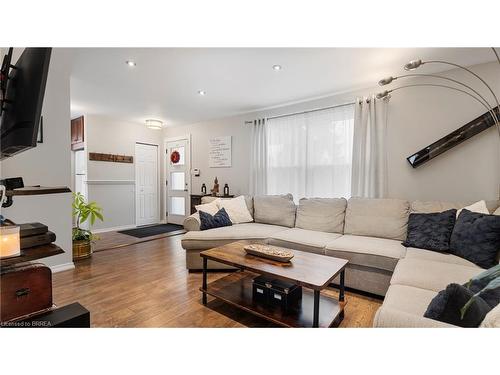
[200,240,348,328]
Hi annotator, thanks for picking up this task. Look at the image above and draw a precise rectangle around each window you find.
[266,104,354,201]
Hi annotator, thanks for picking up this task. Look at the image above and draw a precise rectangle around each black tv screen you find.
[0,48,51,159]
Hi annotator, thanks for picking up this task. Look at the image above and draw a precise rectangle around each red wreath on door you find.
[170,150,180,164]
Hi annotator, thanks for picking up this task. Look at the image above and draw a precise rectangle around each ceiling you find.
[69,48,497,127]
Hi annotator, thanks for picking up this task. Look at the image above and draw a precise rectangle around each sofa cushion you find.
[181,223,288,250]
[411,200,500,214]
[253,194,296,228]
[410,200,467,213]
[268,228,342,255]
[373,285,456,327]
[383,284,438,316]
[324,235,406,272]
[344,198,409,241]
[391,258,482,292]
[295,197,346,233]
[402,209,456,252]
[373,306,455,328]
[480,304,500,327]
[405,247,479,268]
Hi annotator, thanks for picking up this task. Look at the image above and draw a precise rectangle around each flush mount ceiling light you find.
[272,64,282,71]
[197,90,206,96]
[126,60,136,67]
[145,119,163,130]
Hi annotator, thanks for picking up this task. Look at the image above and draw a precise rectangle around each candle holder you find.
[0,225,21,259]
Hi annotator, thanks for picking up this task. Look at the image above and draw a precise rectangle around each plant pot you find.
[73,239,92,261]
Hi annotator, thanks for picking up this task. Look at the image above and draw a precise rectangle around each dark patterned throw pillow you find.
[402,209,457,252]
[424,283,491,327]
[199,208,232,231]
[449,209,500,269]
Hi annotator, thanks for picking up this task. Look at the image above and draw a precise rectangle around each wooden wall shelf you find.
[89,152,133,163]
[6,186,71,197]
[0,243,64,268]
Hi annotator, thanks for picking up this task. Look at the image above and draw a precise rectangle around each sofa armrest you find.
[373,307,456,328]
[183,212,201,231]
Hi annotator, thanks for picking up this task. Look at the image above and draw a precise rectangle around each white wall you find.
[165,61,500,203]
[0,48,74,270]
[84,115,164,230]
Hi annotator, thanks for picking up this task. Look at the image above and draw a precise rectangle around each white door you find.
[135,143,159,226]
[166,137,190,225]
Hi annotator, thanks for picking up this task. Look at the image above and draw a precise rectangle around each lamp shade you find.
[145,119,163,130]
[376,90,390,99]
[404,59,423,71]
[378,76,395,86]
[0,225,21,258]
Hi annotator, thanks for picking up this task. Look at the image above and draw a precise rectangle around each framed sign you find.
[209,136,232,168]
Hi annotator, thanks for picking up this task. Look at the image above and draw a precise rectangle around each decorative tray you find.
[243,244,294,263]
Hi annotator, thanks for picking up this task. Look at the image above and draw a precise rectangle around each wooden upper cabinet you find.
[71,116,84,150]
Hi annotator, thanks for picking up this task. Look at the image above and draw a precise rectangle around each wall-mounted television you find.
[0,48,52,160]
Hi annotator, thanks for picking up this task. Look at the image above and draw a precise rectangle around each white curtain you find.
[264,104,354,201]
[351,95,388,198]
[249,119,267,195]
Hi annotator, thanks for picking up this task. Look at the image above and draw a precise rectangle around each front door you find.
[135,143,159,226]
[166,137,190,225]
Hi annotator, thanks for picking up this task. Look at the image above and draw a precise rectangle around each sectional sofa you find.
[181,194,500,327]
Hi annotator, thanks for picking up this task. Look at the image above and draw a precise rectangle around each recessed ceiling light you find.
[126,60,136,67]
[197,90,206,96]
[272,64,282,71]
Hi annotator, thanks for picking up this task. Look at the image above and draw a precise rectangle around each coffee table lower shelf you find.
[200,271,344,328]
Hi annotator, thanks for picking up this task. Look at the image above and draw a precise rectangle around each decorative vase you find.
[72,239,92,261]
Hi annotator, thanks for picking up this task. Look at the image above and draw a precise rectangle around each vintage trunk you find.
[1,263,53,322]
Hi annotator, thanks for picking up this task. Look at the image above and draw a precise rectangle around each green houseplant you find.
[72,192,103,260]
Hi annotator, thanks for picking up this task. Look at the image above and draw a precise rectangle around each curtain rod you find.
[245,99,368,124]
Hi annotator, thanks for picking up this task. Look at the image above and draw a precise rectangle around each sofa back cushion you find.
[253,194,296,228]
[344,197,410,240]
[295,197,347,233]
[411,200,500,214]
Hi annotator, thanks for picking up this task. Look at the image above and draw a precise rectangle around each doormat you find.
[118,224,185,238]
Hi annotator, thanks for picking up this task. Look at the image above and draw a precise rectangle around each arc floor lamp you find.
[375,47,500,198]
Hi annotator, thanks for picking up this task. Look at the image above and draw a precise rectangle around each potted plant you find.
[72,192,104,260]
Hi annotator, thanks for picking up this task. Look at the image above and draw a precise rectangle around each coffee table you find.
[200,240,348,328]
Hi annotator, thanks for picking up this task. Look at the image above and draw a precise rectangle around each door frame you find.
[164,134,192,223]
[135,142,160,226]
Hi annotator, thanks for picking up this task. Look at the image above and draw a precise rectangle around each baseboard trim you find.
[85,179,135,185]
[50,262,75,273]
[93,224,137,234]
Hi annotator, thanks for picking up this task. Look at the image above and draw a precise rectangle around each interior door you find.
[166,138,190,225]
[135,143,159,226]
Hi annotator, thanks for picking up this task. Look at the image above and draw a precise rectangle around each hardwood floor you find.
[53,235,382,327]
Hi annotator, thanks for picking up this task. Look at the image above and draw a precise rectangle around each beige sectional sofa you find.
[181,195,500,327]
